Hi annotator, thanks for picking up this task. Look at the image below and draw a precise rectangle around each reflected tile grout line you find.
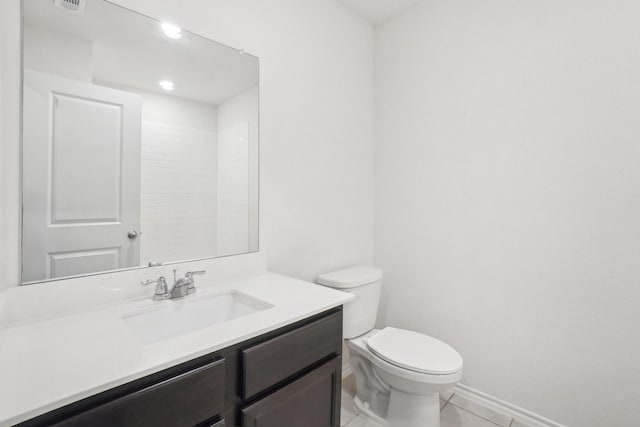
[441,392,455,410]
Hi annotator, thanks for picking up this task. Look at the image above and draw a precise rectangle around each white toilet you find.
[317,266,463,427]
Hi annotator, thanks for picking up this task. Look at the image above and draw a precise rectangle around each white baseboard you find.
[452,384,566,427]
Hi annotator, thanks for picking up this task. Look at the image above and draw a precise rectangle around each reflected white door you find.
[22,70,142,282]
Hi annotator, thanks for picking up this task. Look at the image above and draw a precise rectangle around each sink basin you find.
[122,290,273,344]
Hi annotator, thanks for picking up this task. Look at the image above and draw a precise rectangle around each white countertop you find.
[0,271,353,426]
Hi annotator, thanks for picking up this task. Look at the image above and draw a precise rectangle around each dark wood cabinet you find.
[49,358,226,427]
[17,307,343,427]
[241,357,342,427]
[242,310,342,400]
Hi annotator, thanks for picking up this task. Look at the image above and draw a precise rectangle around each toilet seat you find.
[366,327,463,375]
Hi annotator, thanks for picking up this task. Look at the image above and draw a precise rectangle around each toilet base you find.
[387,388,441,427]
[353,395,389,426]
[353,389,441,427]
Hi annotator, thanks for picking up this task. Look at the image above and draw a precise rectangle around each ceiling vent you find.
[54,0,86,14]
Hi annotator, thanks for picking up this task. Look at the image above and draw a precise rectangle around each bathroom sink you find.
[122,290,273,344]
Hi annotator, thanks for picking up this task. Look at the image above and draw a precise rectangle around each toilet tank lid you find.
[316,266,383,289]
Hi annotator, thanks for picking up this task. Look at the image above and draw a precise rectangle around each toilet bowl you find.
[316,266,463,427]
[348,328,462,427]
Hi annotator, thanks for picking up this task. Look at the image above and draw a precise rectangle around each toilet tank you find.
[316,266,383,339]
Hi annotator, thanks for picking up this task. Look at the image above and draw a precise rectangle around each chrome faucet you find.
[140,276,169,301]
[141,269,206,300]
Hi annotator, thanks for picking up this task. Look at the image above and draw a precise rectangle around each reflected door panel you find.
[22,70,142,282]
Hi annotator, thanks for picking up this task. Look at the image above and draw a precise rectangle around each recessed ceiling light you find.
[161,22,182,39]
[158,80,175,91]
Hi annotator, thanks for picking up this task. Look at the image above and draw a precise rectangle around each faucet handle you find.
[185,270,206,278]
[141,277,162,286]
[141,276,169,301]
[185,270,206,295]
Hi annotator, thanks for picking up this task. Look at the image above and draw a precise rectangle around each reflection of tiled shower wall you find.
[140,121,217,264]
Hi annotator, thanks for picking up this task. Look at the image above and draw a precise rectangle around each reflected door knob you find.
[127,230,139,239]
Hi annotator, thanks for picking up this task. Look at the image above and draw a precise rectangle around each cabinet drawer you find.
[52,358,226,427]
[241,356,341,427]
[242,311,342,399]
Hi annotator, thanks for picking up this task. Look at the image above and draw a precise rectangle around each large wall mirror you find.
[21,0,259,284]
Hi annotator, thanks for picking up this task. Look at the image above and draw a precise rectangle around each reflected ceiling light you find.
[161,22,182,39]
[158,80,175,91]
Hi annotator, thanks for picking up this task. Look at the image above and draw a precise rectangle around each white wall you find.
[23,25,93,82]
[374,1,640,426]
[217,86,259,255]
[0,0,375,288]
[217,121,250,256]
[137,90,219,132]
[0,0,21,291]
[0,0,4,290]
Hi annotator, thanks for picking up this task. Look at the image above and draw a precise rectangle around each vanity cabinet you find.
[49,359,227,427]
[16,307,343,427]
[242,310,342,400]
[241,357,341,427]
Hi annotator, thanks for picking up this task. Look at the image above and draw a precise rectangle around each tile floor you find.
[340,375,534,427]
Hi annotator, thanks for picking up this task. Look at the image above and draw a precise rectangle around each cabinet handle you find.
[208,420,225,427]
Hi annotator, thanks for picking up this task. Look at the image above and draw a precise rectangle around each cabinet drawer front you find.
[241,357,341,427]
[52,358,226,427]
[242,310,342,399]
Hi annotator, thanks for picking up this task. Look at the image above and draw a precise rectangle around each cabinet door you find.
[241,357,341,427]
[242,311,342,400]
[51,358,226,427]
